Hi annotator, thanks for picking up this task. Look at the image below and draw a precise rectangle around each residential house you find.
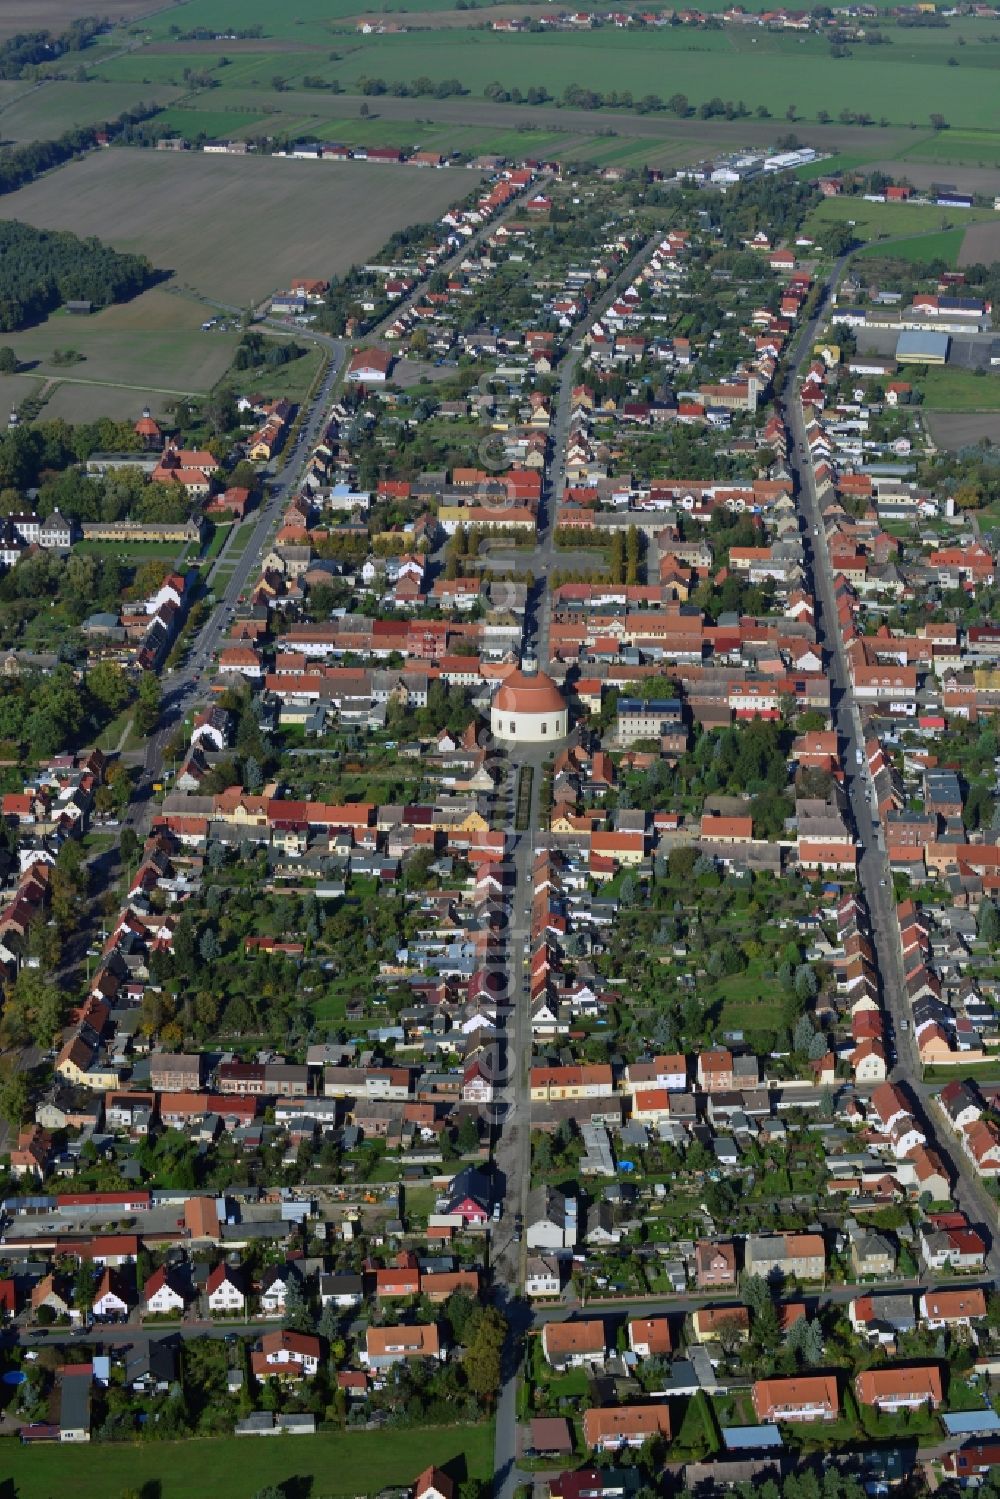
[694,1241,737,1289]
[752,1375,839,1423]
[364,1324,443,1369]
[855,1365,943,1411]
[251,1329,322,1380]
[206,1263,246,1315]
[541,1319,607,1369]
[582,1405,672,1452]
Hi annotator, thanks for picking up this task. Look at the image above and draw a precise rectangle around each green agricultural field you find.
[855,227,967,265]
[0,1422,496,1499]
[151,105,271,138]
[900,128,1000,165]
[239,27,1000,130]
[0,78,184,141]
[794,150,891,179]
[913,366,1000,411]
[89,13,1000,126]
[804,194,995,244]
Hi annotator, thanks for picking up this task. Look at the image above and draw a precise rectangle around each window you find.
[510,720,516,733]
[542,722,548,734]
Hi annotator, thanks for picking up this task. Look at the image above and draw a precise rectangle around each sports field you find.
[0,1421,496,1499]
[0,148,475,304]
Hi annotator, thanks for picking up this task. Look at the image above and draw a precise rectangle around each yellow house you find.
[56,1037,122,1092]
[432,809,489,833]
[691,1307,750,1344]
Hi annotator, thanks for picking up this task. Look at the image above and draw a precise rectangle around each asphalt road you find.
[780,261,1000,1283]
[489,227,679,1499]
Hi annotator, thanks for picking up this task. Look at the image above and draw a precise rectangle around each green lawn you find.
[0,1423,495,1499]
[855,227,967,266]
[201,521,232,559]
[709,958,788,1035]
[915,366,1000,412]
[74,540,191,560]
[244,343,326,401]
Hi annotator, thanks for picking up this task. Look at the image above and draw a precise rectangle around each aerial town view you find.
[5,3,1000,1499]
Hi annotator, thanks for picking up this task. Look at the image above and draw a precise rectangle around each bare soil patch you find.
[925,411,1000,449]
[959,219,1000,267]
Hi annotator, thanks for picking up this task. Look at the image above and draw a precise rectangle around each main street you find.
[490,226,669,1499]
[779,264,1000,1283]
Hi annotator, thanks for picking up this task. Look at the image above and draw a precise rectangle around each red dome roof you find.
[493,668,565,715]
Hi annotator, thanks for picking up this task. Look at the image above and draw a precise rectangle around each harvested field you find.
[0,2,154,38]
[0,79,183,142]
[925,411,1000,449]
[36,380,174,424]
[959,219,1000,267]
[8,288,239,398]
[0,148,477,304]
[865,159,1000,196]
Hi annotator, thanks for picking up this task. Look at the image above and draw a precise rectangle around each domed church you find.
[490,667,568,745]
